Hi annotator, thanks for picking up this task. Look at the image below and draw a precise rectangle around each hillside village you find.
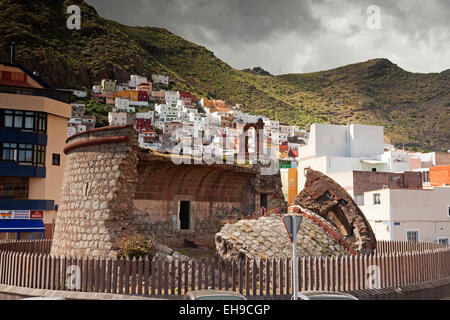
[64,72,450,246]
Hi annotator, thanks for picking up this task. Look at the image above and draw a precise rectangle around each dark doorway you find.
[179,201,190,230]
[260,194,268,211]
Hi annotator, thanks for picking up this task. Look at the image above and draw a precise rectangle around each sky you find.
[85,0,450,75]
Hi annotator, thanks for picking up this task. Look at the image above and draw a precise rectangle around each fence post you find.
[190,259,196,293]
[176,258,181,295]
[285,257,290,295]
[252,259,257,296]
[144,256,150,295]
[198,259,203,291]
[265,258,270,296]
[272,258,277,295]
[259,258,264,296]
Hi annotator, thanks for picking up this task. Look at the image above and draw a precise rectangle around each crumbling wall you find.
[294,169,376,254]
[134,154,287,248]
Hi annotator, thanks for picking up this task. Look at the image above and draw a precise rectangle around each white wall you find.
[361,187,450,243]
[349,124,384,158]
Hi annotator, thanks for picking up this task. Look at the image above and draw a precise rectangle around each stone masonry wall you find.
[50,125,139,258]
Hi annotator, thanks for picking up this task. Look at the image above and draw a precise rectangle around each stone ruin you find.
[215,169,376,262]
[50,125,287,258]
[293,169,376,254]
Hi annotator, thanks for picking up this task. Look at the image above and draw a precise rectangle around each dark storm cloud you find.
[85,0,450,74]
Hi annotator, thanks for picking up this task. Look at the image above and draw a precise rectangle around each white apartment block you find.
[297,123,396,199]
[129,75,148,88]
[108,112,136,126]
[360,187,450,244]
[152,74,169,85]
[155,104,179,122]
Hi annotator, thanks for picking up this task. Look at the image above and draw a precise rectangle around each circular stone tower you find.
[50,125,139,258]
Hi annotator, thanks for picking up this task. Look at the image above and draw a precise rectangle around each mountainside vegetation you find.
[1,0,448,152]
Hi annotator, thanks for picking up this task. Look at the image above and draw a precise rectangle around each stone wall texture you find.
[51,125,139,258]
[215,210,351,262]
[51,125,287,257]
[294,169,376,254]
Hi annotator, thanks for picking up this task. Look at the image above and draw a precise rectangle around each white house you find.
[164,91,179,106]
[129,75,148,88]
[114,98,135,113]
[92,85,102,94]
[108,112,136,126]
[152,74,169,85]
[360,187,450,244]
[297,123,390,199]
[155,103,179,122]
[72,90,87,98]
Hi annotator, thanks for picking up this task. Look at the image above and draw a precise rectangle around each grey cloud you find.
[85,0,450,74]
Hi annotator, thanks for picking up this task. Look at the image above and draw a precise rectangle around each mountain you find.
[1,0,448,152]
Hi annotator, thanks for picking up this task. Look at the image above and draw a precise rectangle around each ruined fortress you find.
[50,125,287,257]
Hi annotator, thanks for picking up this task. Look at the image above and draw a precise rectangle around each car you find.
[292,291,358,300]
[183,290,247,300]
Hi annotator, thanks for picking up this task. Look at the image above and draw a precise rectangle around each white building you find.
[152,74,169,85]
[116,83,129,92]
[67,126,77,137]
[129,75,148,88]
[72,90,87,98]
[114,98,135,113]
[164,91,179,106]
[92,85,102,94]
[108,112,136,126]
[129,100,148,107]
[155,103,179,122]
[360,187,450,244]
[297,123,392,199]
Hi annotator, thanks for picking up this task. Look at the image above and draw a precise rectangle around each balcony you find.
[0,198,54,210]
[0,84,72,103]
[0,161,45,178]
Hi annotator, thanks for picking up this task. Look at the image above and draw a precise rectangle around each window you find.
[0,109,47,133]
[52,153,60,166]
[0,177,29,199]
[406,230,419,243]
[373,193,381,205]
[0,143,45,166]
[372,168,377,172]
[438,238,448,245]
[448,205,450,218]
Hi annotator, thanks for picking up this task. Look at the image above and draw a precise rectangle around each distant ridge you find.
[0,0,448,152]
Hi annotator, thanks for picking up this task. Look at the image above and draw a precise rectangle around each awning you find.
[0,219,45,232]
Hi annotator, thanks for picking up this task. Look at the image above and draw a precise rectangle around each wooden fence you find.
[0,240,449,296]
[375,240,446,254]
